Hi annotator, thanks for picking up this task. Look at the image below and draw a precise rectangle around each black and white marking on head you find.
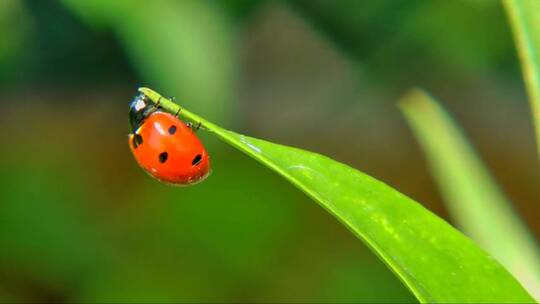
[159,152,168,163]
[168,125,177,135]
[133,95,146,111]
[129,93,156,133]
[192,154,202,166]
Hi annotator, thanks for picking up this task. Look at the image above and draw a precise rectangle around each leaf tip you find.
[138,87,162,103]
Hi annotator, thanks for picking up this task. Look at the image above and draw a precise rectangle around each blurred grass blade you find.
[504,0,540,158]
[399,89,540,301]
[62,0,237,124]
[140,87,533,303]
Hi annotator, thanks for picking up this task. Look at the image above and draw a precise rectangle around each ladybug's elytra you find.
[128,93,210,185]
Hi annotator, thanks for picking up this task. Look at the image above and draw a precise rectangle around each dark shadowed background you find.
[0,0,538,302]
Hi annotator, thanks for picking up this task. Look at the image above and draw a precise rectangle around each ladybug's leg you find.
[186,121,202,132]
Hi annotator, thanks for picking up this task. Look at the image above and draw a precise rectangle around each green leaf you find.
[139,87,533,303]
[504,0,540,157]
[399,88,540,301]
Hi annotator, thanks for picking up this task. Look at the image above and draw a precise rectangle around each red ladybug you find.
[128,93,210,185]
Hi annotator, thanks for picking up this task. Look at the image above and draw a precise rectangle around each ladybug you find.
[128,93,211,185]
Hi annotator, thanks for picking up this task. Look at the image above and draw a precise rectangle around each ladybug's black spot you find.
[192,154,202,166]
[133,134,143,148]
[159,152,168,163]
[168,125,177,135]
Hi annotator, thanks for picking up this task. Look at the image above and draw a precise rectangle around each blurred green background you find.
[1,0,539,302]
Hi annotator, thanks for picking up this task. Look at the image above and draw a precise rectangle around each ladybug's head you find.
[129,93,156,132]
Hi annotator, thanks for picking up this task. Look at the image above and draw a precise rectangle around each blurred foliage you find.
[0,0,538,302]
[400,89,540,300]
[0,0,31,81]
[504,0,540,157]
[286,0,515,87]
[61,0,238,124]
